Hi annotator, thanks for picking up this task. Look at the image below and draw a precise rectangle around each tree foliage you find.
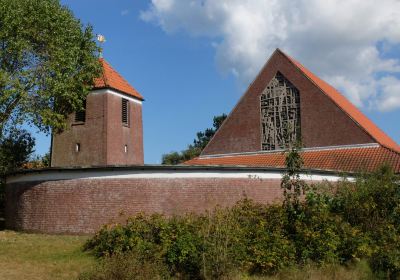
[0,129,35,176]
[0,129,35,217]
[0,0,101,135]
[162,114,227,165]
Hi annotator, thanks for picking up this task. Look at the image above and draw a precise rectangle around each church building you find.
[5,49,400,234]
[186,49,400,173]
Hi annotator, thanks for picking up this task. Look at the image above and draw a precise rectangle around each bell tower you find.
[51,58,144,167]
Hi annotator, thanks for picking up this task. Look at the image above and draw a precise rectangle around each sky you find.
[33,0,400,163]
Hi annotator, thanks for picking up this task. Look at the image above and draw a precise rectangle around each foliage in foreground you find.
[83,165,400,279]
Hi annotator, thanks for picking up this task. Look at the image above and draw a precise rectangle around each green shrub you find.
[83,165,400,279]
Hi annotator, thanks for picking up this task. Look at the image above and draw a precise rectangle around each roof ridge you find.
[276,49,399,153]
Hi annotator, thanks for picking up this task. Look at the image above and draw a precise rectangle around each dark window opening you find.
[122,98,129,126]
[75,143,81,152]
[75,100,86,123]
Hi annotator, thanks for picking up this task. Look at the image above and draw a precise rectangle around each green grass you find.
[0,231,377,280]
[0,230,95,280]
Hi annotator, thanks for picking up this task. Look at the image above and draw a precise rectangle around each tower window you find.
[75,100,86,123]
[124,145,128,153]
[75,143,81,152]
[122,98,129,126]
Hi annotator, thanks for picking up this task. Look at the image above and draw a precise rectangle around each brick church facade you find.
[5,50,400,234]
[186,49,400,173]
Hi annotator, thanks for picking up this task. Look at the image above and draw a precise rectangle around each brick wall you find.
[52,93,107,166]
[51,89,144,167]
[106,93,144,165]
[5,177,282,234]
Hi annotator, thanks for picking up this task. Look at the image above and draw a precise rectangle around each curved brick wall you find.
[5,166,344,234]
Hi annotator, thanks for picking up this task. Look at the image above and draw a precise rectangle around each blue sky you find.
[33,0,400,163]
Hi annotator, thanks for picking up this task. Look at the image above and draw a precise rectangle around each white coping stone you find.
[91,88,142,104]
[7,169,352,184]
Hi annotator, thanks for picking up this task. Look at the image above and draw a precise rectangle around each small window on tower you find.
[75,100,86,123]
[75,143,81,152]
[124,145,128,153]
[122,98,129,126]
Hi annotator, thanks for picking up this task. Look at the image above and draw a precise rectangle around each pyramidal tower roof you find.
[278,49,399,153]
[94,58,144,100]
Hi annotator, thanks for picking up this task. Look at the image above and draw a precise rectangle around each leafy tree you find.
[0,0,101,135]
[162,114,227,165]
[0,129,35,220]
[281,143,307,212]
[0,129,35,176]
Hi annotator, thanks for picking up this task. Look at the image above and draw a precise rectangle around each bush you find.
[83,165,400,279]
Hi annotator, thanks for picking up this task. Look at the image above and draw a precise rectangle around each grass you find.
[0,230,95,280]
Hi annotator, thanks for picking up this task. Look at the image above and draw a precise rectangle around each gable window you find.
[260,72,301,150]
[122,98,129,126]
[75,100,86,123]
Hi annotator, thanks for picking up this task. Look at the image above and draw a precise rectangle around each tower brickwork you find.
[51,59,144,167]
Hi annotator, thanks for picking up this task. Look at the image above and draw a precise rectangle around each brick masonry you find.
[51,89,144,167]
[201,50,374,156]
[5,177,283,234]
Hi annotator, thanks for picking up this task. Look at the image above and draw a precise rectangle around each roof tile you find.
[280,50,399,153]
[185,146,400,173]
[94,58,143,100]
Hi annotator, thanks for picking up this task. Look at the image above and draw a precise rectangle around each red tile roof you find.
[278,50,399,153]
[185,146,400,173]
[94,58,143,100]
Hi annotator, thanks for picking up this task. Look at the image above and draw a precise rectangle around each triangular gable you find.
[282,50,399,153]
[201,49,399,156]
[94,58,144,100]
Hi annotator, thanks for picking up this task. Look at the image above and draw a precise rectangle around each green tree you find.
[0,129,35,224]
[0,0,101,135]
[0,129,35,176]
[162,114,227,165]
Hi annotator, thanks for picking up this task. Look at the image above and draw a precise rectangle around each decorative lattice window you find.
[122,98,129,126]
[74,100,86,123]
[261,72,301,150]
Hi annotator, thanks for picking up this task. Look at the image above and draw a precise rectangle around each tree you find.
[162,114,227,165]
[0,129,35,221]
[0,129,35,176]
[0,0,101,135]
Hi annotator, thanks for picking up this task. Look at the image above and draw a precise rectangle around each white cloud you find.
[141,0,400,112]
